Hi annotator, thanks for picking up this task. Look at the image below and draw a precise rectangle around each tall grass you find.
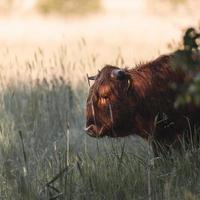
[0,45,200,199]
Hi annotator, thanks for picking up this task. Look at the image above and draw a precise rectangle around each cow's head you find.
[85,65,135,138]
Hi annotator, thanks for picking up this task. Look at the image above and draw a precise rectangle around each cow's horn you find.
[88,75,96,80]
[111,69,127,80]
[87,74,96,81]
[86,74,97,87]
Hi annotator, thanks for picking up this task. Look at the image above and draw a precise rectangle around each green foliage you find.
[37,0,101,16]
[170,27,200,107]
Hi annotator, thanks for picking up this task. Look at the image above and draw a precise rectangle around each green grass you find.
[0,47,200,200]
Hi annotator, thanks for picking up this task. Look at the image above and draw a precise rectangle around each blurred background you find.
[0,0,199,64]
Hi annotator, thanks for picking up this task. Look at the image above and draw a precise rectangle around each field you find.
[0,0,200,199]
[0,44,200,200]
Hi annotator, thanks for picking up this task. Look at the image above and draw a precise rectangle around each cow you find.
[85,54,200,156]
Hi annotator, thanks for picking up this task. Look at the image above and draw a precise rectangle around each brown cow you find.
[85,55,200,156]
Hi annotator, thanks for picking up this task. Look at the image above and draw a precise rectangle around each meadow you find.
[0,42,199,200]
[0,0,200,199]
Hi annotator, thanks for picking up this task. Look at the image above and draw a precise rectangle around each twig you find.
[46,166,69,186]
[49,193,63,200]
[86,74,90,87]
[18,130,28,175]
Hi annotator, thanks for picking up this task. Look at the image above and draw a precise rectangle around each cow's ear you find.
[111,69,129,80]
[111,69,132,94]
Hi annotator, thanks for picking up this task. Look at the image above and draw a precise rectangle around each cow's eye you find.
[101,95,109,100]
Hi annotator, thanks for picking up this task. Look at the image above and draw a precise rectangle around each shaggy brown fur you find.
[85,55,200,155]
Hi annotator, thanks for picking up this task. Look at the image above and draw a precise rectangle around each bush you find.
[170,27,200,107]
[37,0,102,16]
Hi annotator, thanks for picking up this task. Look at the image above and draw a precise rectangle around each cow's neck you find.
[129,55,180,138]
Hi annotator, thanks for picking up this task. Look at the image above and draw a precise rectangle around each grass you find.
[0,45,200,200]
